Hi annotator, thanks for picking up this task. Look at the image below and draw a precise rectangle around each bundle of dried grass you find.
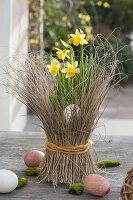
[6,32,118,186]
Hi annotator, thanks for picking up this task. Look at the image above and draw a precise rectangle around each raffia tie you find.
[121,168,133,200]
[44,139,93,155]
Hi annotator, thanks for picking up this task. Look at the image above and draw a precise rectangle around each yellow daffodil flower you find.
[96,1,102,6]
[69,29,88,46]
[78,13,91,21]
[78,13,84,19]
[85,26,93,34]
[86,33,94,42]
[55,48,70,60]
[29,39,39,45]
[46,59,61,76]
[62,16,68,22]
[84,15,91,22]
[84,26,94,41]
[81,20,86,25]
[78,13,91,23]
[103,2,111,8]
[54,42,60,47]
[61,61,80,78]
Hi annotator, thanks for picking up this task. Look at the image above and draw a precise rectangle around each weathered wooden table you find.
[0,132,133,200]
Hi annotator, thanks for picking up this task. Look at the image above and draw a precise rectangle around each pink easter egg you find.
[83,174,110,197]
[24,150,44,167]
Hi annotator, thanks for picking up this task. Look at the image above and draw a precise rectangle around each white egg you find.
[64,104,81,123]
[0,169,18,193]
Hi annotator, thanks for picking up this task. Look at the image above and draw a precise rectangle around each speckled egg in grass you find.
[83,174,110,197]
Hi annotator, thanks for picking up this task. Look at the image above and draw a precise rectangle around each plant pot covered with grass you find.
[8,29,118,186]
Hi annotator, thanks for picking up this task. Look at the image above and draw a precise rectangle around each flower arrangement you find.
[7,29,118,186]
[28,0,133,84]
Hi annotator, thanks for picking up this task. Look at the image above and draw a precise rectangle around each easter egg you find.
[0,169,18,193]
[83,174,110,197]
[64,104,81,123]
[24,150,44,167]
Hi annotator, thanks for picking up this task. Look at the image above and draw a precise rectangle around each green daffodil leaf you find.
[61,40,71,48]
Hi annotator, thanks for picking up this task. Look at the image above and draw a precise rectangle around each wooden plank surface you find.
[0,131,133,200]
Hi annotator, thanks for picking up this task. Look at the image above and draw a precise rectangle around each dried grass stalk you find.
[6,35,118,185]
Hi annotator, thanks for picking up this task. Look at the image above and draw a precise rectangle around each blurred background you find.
[0,0,133,136]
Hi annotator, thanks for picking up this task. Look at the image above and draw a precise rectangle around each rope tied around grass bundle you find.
[44,139,93,154]
[121,168,133,200]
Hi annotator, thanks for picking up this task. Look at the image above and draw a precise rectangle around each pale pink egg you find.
[83,174,110,197]
[24,150,44,167]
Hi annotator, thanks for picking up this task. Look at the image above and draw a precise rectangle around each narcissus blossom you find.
[96,1,102,6]
[46,59,61,76]
[55,48,70,60]
[103,2,111,8]
[69,29,88,46]
[61,61,80,78]
[85,26,93,34]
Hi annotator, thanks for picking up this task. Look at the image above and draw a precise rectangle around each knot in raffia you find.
[44,139,93,155]
[121,168,133,200]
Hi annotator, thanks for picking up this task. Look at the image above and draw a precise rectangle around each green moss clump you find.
[17,177,28,189]
[97,160,120,168]
[69,183,84,195]
[25,167,40,176]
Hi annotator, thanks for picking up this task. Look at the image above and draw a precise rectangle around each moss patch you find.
[69,183,84,195]
[97,160,120,168]
[17,177,28,189]
[25,167,40,176]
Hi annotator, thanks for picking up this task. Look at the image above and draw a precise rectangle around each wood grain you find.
[0,131,133,199]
